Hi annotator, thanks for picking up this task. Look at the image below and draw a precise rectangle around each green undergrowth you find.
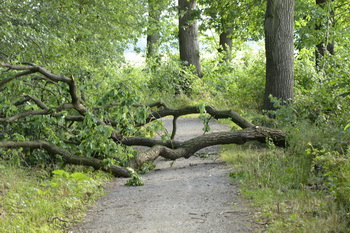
[0,162,112,232]
[222,139,349,232]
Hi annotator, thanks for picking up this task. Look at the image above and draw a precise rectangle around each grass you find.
[0,162,112,232]
[222,143,349,232]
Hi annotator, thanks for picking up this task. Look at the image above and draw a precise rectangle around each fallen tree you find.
[0,63,285,177]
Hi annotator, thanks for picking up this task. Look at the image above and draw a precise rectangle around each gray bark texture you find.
[146,0,162,59]
[0,140,130,177]
[263,0,295,111]
[218,27,233,61]
[178,0,202,77]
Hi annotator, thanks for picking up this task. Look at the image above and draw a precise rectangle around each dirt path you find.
[72,118,259,233]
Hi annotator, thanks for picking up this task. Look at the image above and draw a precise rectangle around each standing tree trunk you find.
[146,0,162,60]
[315,0,335,69]
[263,0,295,111]
[178,0,202,78]
[218,25,233,61]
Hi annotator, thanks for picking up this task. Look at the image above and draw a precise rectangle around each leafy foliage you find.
[199,0,265,42]
[190,43,265,109]
[125,168,144,186]
[0,0,146,72]
[0,163,111,232]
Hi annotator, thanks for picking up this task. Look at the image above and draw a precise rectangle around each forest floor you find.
[71,118,262,233]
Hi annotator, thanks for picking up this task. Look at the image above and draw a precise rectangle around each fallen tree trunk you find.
[0,126,285,177]
[0,141,131,177]
[129,126,285,169]
[146,105,254,129]
[0,62,286,178]
[140,103,255,139]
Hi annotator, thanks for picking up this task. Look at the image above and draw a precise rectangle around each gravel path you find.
[72,118,259,233]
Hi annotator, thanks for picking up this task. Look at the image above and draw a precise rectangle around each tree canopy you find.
[0,0,146,71]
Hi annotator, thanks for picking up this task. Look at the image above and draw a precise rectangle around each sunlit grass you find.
[222,143,349,232]
[0,162,112,233]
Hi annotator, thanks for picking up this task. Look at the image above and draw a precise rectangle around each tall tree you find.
[315,0,335,69]
[146,0,168,60]
[200,0,264,61]
[178,0,202,77]
[217,18,234,61]
[263,0,295,111]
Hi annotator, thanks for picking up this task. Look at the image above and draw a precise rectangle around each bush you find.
[0,163,111,232]
[180,45,266,110]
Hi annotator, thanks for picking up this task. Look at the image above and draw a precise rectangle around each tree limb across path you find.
[0,140,130,177]
[128,126,285,169]
[0,63,286,177]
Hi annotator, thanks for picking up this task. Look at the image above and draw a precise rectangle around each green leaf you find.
[52,169,70,178]
[198,103,206,114]
[70,172,89,181]
[344,123,350,131]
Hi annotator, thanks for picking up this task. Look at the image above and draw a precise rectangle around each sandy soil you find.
[71,118,260,233]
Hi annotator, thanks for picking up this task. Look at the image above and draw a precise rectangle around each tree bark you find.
[0,141,131,177]
[146,0,162,60]
[143,104,255,129]
[178,0,202,77]
[129,126,286,168]
[218,27,233,61]
[263,0,295,111]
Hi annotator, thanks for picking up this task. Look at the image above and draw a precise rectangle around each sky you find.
[124,35,263,65]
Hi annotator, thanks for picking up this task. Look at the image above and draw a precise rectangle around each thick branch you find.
[119,137,183,148]
[171,116,178,140]
[67,75,86,115]
[14,96,31,106]
[0,63,87,115]
[63,115,85,121]
[181,126,285,154]
[144,105,254,129]
[0,103,86,122]
[23,95,49,110]
[129,146,186,169]
[131,126,285,169]
[0,140,130,177]
[0,63,71,82]
[92,101,167,112]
